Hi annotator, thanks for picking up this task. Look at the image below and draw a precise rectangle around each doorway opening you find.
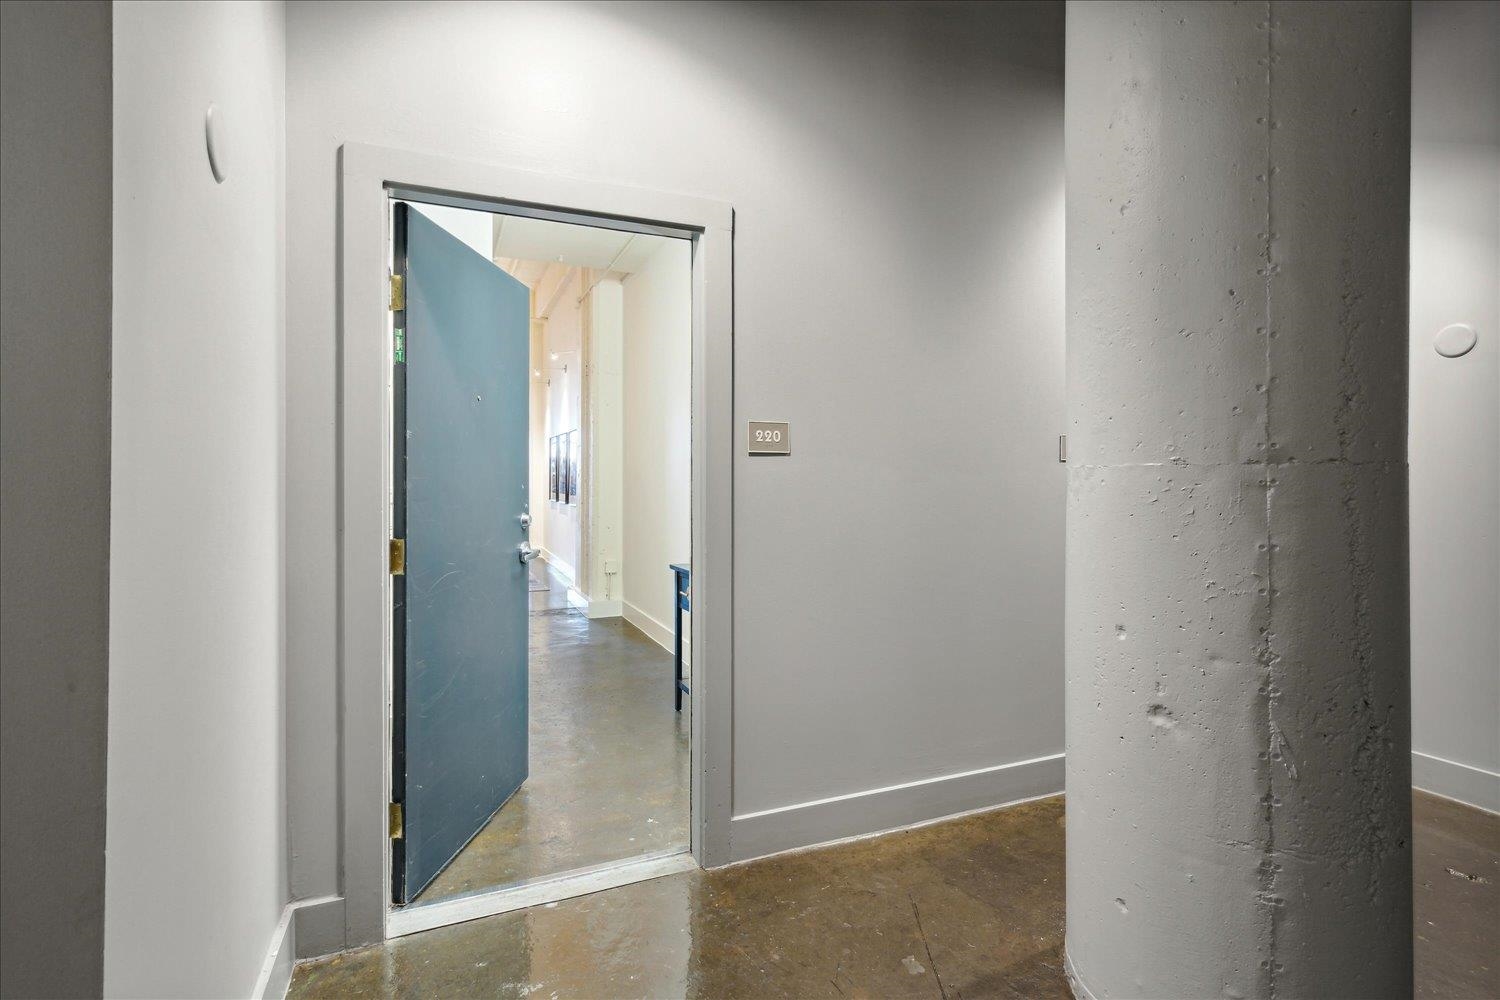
[337,144,732,946]
[388,196,694,923]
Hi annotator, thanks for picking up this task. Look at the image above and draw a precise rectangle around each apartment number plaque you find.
[747,421,791,456]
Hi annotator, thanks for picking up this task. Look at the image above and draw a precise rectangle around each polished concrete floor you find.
[295,791,1497,999]
[412,560,690,905]
[1414,790,1500,999]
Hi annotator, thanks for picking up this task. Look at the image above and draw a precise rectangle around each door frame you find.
[338,142,733,946]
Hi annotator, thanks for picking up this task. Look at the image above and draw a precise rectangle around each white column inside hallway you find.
[1064,2,1413,997]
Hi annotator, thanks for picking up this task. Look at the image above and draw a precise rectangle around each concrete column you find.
[1064,4,1412,998]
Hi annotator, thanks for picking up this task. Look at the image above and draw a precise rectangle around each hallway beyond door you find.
[412,558,691,905]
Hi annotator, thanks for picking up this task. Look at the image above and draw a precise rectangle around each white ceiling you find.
[493,214,667,274]
[404,199,682,296]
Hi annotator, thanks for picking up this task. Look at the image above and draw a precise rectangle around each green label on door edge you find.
[394,328,406,364]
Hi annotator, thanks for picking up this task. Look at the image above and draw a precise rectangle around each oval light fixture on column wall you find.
[1434,322,1478,358]
[204,103,226,184]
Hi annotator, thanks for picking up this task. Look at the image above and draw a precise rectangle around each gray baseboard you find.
[252,906,296,1000]
[727,752,1064,863]
[1412,750,1500,814]
[291,894,347,960]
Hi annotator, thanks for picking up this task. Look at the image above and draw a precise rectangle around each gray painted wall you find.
[1409,0,1500,811]
[285,0,1065,909]
[105,3,289,996]
[0,3,113,997]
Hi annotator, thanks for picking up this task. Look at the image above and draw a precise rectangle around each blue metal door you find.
[392,203,531,904]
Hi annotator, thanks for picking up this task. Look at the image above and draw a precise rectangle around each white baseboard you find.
[585,597,622,619]
[538,549,575,585]
[621,598,689,667]
[727,751,1065,863]
[251,904,296,1000]
[290,894,346,960]
[1412,750,1500,814]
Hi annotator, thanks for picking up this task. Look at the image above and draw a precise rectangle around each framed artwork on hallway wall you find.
[548,435,560,502]
[567,429,580,505]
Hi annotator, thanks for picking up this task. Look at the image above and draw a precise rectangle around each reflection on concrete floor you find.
[297,791,1499,999]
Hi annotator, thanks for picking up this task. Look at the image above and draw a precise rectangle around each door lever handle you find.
[518,543,541,564]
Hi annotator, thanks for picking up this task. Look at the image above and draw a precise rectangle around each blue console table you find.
[670,563,690,711]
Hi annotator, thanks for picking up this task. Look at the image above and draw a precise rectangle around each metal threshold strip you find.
[386,849,697,938]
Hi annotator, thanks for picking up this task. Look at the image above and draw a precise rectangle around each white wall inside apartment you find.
[1409,0,1500,811]
[540,269,583,580]
[622,240,693,652]
[586,278,626,615]
[286,0,1064,919]
[108,3,288,996]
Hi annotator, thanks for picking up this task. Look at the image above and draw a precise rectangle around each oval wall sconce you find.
[1434,322,1478,359]
[205,103,226,184]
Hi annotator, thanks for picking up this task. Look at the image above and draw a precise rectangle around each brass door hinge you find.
[389,273,405,311]
[389,802,404,840]
[389,538,406,575]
